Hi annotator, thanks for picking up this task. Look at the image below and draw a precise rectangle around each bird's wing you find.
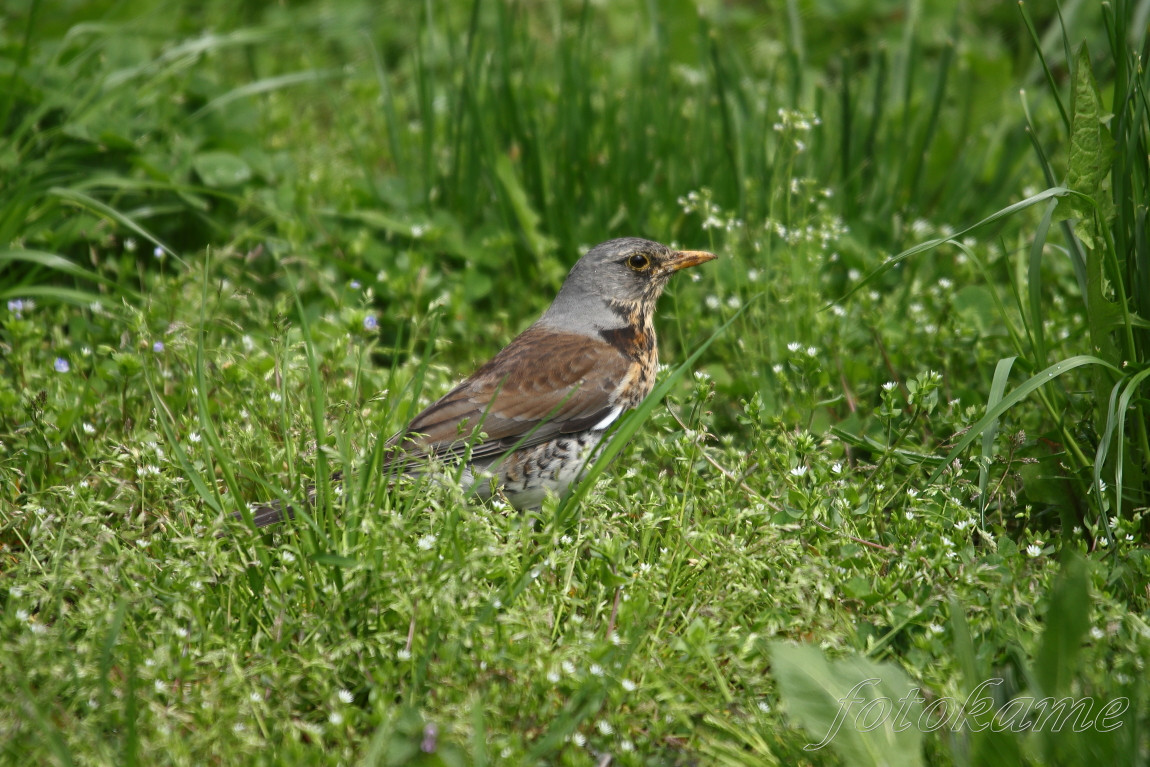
[386,327,630,468]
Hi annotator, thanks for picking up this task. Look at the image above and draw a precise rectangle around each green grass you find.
[2,0,1149,764]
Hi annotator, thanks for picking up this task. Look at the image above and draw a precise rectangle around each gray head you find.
[538,238,716,334]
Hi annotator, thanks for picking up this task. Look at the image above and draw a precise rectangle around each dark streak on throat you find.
[599,310,654,359]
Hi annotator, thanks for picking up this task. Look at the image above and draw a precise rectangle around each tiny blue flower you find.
[54,357,70,373]
[153,341,165,353]
[7,299,23,316]
[350,280,362,290]
[363,315,378,331]
[153,246,164,259]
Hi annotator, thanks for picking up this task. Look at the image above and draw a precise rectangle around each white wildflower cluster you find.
[765,214,848,249]
[773,107,821,133]
[772,108,822,152]
[677,188,742,233]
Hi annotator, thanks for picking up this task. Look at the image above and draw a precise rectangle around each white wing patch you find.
[592,406,623,431]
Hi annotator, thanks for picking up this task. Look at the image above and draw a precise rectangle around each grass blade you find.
[980,356,1016,525]
[927,355,1120,486]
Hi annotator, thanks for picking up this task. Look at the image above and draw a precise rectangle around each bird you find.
[244,237,716,527]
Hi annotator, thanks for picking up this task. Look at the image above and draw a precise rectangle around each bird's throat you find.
[598,309,655,359]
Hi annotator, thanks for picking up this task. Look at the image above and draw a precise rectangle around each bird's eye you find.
[626,253,651,271]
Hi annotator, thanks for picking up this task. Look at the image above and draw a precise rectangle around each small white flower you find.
[705,295,720,309]
[329,711,343,725]
[882,381,897,391]
[789,465,808,477]
[786,341,801,353]
[927,623,944,635]
[1090,627,1105,640]
[338,689,354,704]
[269,391,282,403]
[830,462,842,474]
[546,670,560,683]
[562,660,576,675]
[589,664,604,677]
[250,692,262,703]
[571,732,586,747]
[597,720,614,735]
[757,700,771,713]
[397,649,412,661]
[1027,544,1042,557]
[417,534,436,550]
[621,679,636,692]
[82,423,96,434]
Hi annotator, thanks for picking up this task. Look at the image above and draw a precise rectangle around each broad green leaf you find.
[1053,44,1115,246]
[192,150,252,188]
[1034,555,1090,698]
[770,643,924,767]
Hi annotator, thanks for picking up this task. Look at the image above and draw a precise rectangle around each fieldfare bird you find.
[246,237,716,527]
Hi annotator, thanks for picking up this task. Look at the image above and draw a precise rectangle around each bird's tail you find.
[243,498,297,528]
[234,472,342,529]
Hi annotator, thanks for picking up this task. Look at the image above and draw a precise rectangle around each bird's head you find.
[541,238,716,331]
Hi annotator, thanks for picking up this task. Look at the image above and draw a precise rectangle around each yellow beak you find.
[667,249,718,272]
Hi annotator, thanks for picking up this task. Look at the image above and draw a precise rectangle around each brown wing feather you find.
[386,327,629,467]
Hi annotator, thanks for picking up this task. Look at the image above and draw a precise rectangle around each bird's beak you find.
[666,249,718,272]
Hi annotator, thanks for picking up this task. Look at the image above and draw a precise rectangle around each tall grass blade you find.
[980,357,1016,525]
[927,355,1120,485]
